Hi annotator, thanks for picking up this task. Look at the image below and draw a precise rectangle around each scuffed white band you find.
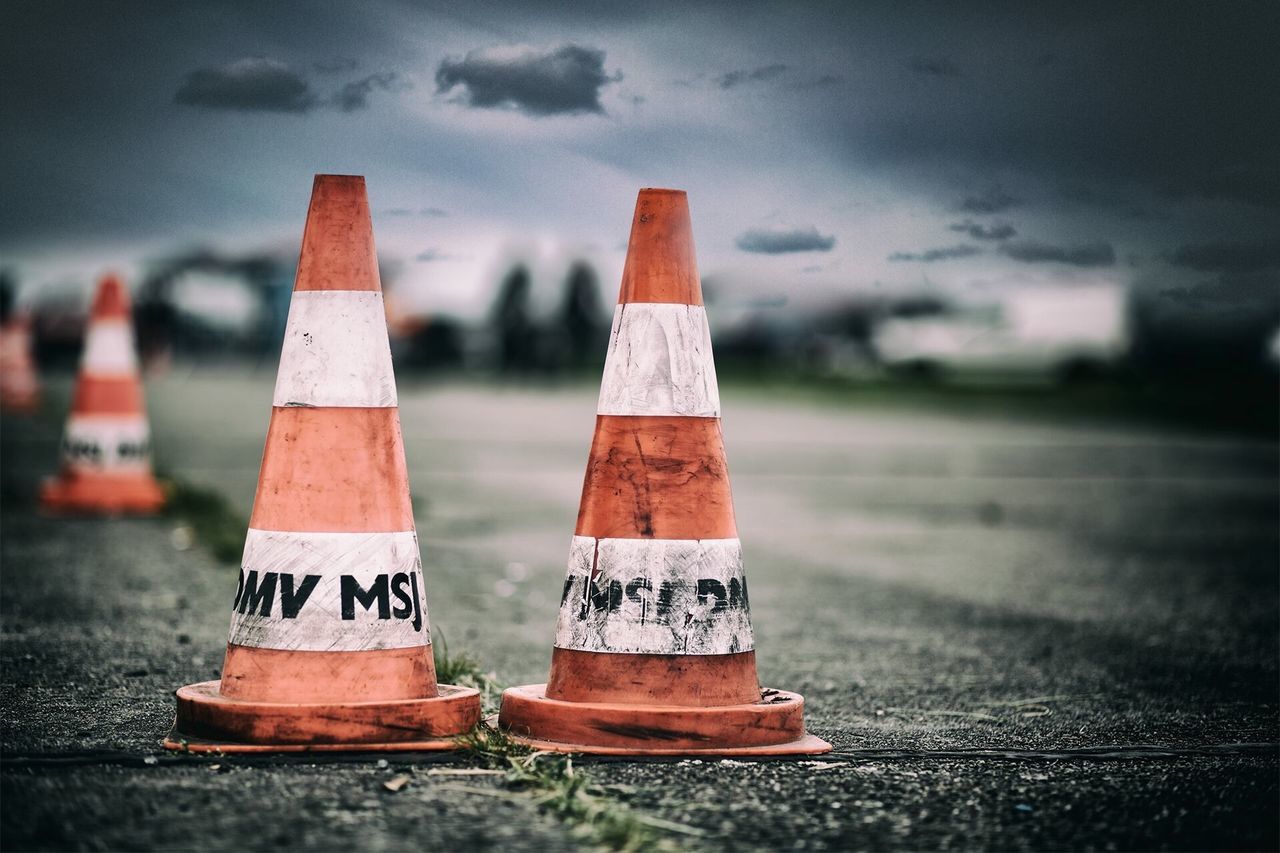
[227,529,431,652]
[61,415,151,470]
[553,536,753,655]
[82,320,137,375]
[273,291,398,408]
[597,303,720,418]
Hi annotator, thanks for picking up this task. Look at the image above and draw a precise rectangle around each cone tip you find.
[313,173,366,186]
[91,273,130,318]
[638,187,686,196]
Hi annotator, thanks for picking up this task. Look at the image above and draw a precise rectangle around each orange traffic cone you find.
[0,309,41,414]
[497,189,831,755]
[165,175,480,753]
[40,276,166,515]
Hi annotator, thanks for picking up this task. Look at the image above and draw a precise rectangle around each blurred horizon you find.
[1,0,1277,416]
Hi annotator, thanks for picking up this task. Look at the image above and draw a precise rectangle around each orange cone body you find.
[39,276,165,515]
[0,310,41,414]
[497,189,831,755]
[166,175,479,752]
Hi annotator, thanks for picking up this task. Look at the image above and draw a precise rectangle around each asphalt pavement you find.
[2,367,1277,850]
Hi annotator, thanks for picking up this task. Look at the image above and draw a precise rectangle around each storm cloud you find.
[435,44,617,116]
[949,221,1016,241]
[958,187,1019,214]
[718,64,788,89]
[174,58,315,112]
[1001,241,1116,267]
[909,57,961,78]
[1171,240,1280,273]
[333,72,407,112]
[888,245,982,262]
[735,227,836,254]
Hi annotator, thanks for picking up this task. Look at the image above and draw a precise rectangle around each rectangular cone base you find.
[162,731,471,754]
[40,475,167,516]
[487,715,832,757]
[166,680,481,753]
[494,684,832,757]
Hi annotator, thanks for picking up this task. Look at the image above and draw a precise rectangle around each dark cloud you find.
[1170,240,1280,273]
[718,64,788,89]
[314,58,361,74]
[414,247,455,261]
[387,207,448,219]
[174,58,315,112]
[958,187,1019,214]
[888,244,982,262]
[1156,270,1280,320]
[1001,241,1116,267]
[948,220,1016,241]
[735,226,836,254]
[908,57,961,78]
[435,44,617,116]
[333,72,407,112]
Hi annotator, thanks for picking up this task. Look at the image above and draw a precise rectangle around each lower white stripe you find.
[227,529,431,652]
[597,303,720,417]
[61,416,151,470]
[553,536,753,655]
[273,291,398,408]
[82,321,137,374]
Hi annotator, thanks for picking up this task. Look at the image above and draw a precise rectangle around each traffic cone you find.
[40,275,166,515]
[0,309,41,414]
[496,189,831,755]
[165,175,480,752]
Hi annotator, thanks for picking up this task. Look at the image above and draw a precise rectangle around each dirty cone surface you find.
[3,371,1277,850]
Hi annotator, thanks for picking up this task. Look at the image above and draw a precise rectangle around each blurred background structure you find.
[0,1,1275,429]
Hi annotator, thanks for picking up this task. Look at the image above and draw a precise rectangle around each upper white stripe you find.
[597,303,720,418]
[227,529,430,652]
[553,535,753,655]
[82,321,137,374]
[273,291,398,408]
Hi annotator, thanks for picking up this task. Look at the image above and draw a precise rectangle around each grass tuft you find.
[163,478,247,564]
[432,629,504,714]
[447,655,693,850]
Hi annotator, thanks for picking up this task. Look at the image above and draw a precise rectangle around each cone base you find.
[496,684,832,756]
[40,473,166,516]
[0,392,40,415]
[166,680,481,753]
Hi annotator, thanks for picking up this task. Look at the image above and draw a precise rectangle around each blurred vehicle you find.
[872,284,1129,384]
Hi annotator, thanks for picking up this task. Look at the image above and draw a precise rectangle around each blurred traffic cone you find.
[166,175,480,752]
[497,189,831,755]
[0,310,41,414]
[40,276,165,515]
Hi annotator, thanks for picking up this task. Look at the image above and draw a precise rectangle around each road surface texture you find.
[3,368,1277,850]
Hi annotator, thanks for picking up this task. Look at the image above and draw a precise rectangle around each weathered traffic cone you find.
[497,189,831,755]
[0,309,41,414]
[40,275,166,515]
[165,175,479,753]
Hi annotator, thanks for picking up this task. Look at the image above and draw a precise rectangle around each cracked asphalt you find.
[2,368,1277,850]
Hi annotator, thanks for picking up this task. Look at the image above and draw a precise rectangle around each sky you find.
[1,0,1277,322]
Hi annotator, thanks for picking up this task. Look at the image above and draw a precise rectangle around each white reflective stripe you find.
[597,303,720,418]
[81,320,137,374]
[553,536,752,655]
[272,291,398,408]
[227,529,431,652]
[61,415,151,470]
